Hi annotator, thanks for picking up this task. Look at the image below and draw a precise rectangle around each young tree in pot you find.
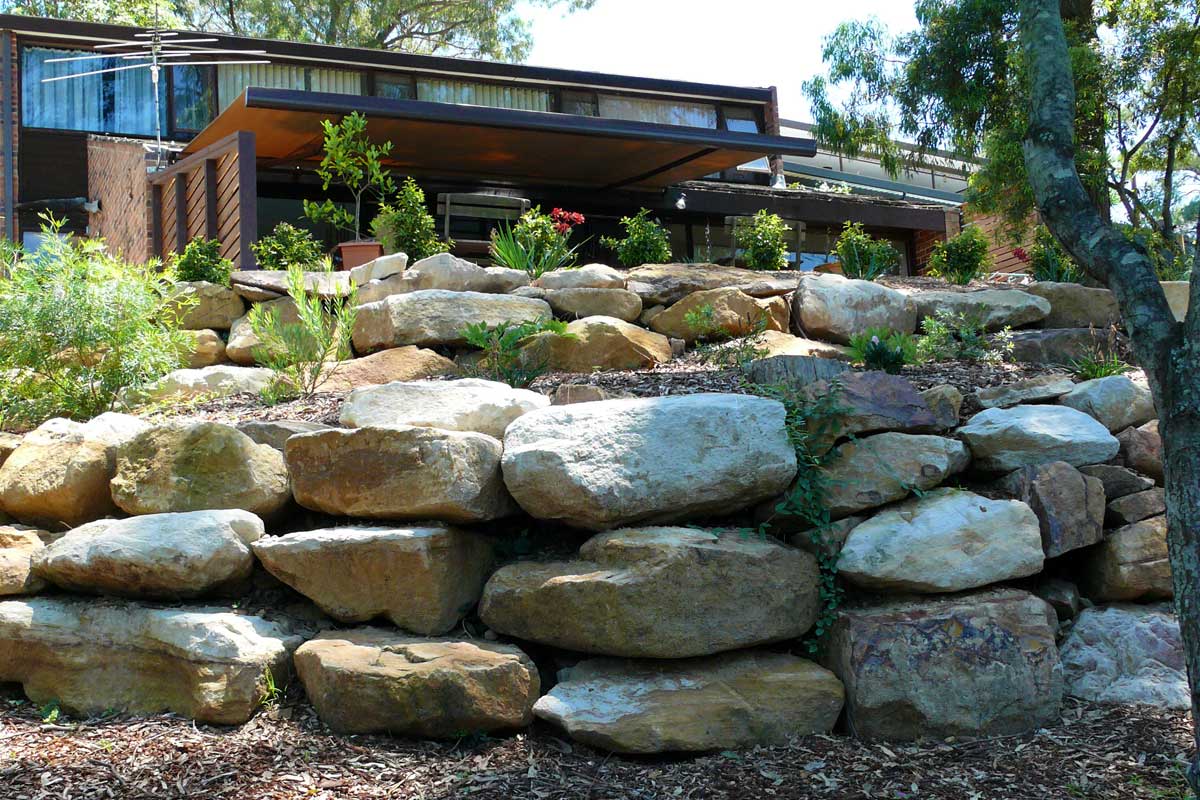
[303,111,396,269]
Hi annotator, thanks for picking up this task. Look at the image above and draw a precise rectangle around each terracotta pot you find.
[337,241,384,270]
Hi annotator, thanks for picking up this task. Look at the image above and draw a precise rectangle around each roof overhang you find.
[183,88,817,191]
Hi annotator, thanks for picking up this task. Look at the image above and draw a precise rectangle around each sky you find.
[518,0,919,123]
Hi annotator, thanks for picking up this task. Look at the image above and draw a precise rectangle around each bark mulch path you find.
[0,695,1190,800]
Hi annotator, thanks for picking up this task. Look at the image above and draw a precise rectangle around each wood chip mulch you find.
[0,696,1190,800]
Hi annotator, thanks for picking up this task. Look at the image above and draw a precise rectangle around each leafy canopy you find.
[303,112,396,242]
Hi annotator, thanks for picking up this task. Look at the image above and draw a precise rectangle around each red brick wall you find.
[913,209,961,273]
[965,205,1038,275]
[87,137,153,263]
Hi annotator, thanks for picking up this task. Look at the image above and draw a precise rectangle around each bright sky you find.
[518,0,919,123]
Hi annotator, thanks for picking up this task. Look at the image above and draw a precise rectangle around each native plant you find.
[0,217,191,426]
[848,327,918,373]
[172,237,233,285]
[916,308,1013,363]
[927,226,991,285]
[734,210,790,270]
[303,111,396,241]
[833,221,899,280]
[1021,226,1082,283]
[460,317,572,388]
[247,262,357,401]
[489,206,586,278]
[371,177,449,262]
[685,304,771,368]
[600,208,672,267]
[252,223,325,271]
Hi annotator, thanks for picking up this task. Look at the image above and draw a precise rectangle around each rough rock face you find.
[0,432,20,468]
[121,365,276,405]
[1080,465,1155,500]
[231,270,351,301]
[823,589,1062,740]
[252,526,493,634]
[545,288,642,322]
[0,526,47,595]
[483,266,530,293]
[625,263,798,305]
[911,289,1051,330]
[921,384,963,430]
[1025,283,1122,329]
[998,461,1105,558]
[1107,488,1166,526]
[183,329,228,368]
[744,354,852,387]
[501,394,796,530]
[807,371,937,450]
[1058,375,1156,432]
[1009,328,1116,365]
[479,527,819,658]
[168,281,245,330]
[819,433,970,518]
[316,346,458,393]
[111,421,291,517]
[749,330,851,360]
[0,597,300,724]
[0,415,147,529]
[792,274,917,344]
[1059,604,1187,709]
[32,510,262,599]
[352,290,551,351]
[1082,516,1172,602]
[286,426,513,523]
[236,420,333,453]
[348,252,407,286]
[295,629,538,736]
[522,316,672,372]
[534,263,626,290]
[1035,578,1085,621]
[225,297,299,365]
[340,378,549,438]
[975,374,1076,409]
[957,405,1120,472]
[838,489,1044,592]
[1117,421,1163,483]
[649,287,783,342]
[533,652,844,753]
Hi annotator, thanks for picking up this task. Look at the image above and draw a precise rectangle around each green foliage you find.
[600,208,672,267]
[303,112,396,241]
[251,223,325,271]
[833,221,899,280]
[0,218,191,426]
[370,177,450,262]
[39,699,60,723]
[5,0,180,26]
[172,237,233,285]
[489,207,585,278]
[916,308,1013,363]
[258,667,283,708]
[847,327,918,373]
[686,304,771,369]
[1026,226,1083,283]
[927,226,991,285]
[460,317,573,388]
[734,210,790,271]
[1071,351,1132,380]
[247,262,357,400]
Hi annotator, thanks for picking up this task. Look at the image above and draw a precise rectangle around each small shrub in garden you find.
[927,226,991,285]
[1070,325,1132,379]
[734,210,790,271]
[489,206,586,278]
[371,177,449,262]
[916,308,1013,363]
[848,327,918,373]
[460,317,573,388]
[600,208,672,267]
[251,223,325,271]
[1022,227,1082,283]
[684,304,770,368]
[303,111,395,241]
[172,237,233,285]
[247,262,357,401]
[833,222,899,281]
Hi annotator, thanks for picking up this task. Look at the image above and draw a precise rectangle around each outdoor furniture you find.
[436,192,530,261]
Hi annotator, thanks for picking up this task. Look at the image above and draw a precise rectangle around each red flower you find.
[1013,247,1029,262]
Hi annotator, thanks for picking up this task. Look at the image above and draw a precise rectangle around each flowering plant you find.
[550,207,586,235]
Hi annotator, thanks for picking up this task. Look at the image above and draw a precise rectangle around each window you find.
[171,64,216,133]
[374,73,415,100]
[722,106,761,134]
[216,63,364,111]
[415,78,550,112]
[560,90,598,116]
[22,46,165,136]
[597,94,717,128]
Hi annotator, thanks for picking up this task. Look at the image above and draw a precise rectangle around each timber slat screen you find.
[149,130,257,269]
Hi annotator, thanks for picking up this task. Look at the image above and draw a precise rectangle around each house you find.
[0,13,966,271]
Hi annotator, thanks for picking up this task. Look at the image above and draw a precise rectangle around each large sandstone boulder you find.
[340,378,548,438]
[1009,327,1116,365]
[957,405,1119,472]
[0,526,47,595]
[405,252,507,292]
[483,266,530,293]
[236,420,333,453]
[838,489,1043,593]
[746,330,851,360]
[32,510,262,599]
[1080,464,1155,500]
[545,288,642,322]
[168,281,245,330]
[975,374,1076,409]
[625,263,798,305]
[745,354,852,386]
[349,252,407,286]
[1025,283,1121,329]
[286,426,513,523]
[120,364,276,405]
[231,270,351,301]
[998,461,1105,558]
[0,432,20,468]
[352,290,551,352]
[534,652,844,753]
[111,421,291,517]
[1081,516,1172,602]
[1058,375,1156,432]
[501,394,796,530]
[0,597,300,724]
[225,297,299,365]
[649,287,783,343]
[295,629,538,736]
[317,346,458,393]
[522,316,672,372]
[806,371,937,451]
[820,433,970,518]
[1060,604,1187,709]
[253,525,493,634]
[792,274,917,344]
[1107,487,1165,526]
[534,263,625,290]
[921,384,963,430]
[1118,420,1163,483]
[182,329,228,368]
[912,288,1050,330]
[823,589,1062,740]
[0,415,148,529]
[480,527,819,658]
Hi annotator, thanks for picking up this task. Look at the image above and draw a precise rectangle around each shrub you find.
[847,327,918,373]
[600,208,672,267]
[916,308,1013,363]
[252,223,325,271]
[371,177,449,262]
[1023,227,1082,283]
[247,262,357,400]
[927,226,991,285]
[172,237,233,285]
[0,217,191,426]
[460,317,572,388]
[685,304,770,368]
[734,210,790,271]
[489,206,586,278]
[303,111,396,241]
[1071,352,1132,380]
[833,222,899,281]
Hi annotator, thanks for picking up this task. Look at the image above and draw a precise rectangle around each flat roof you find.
[184,88,816,191]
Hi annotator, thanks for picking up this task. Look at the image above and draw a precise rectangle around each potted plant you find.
[303,111,396,270]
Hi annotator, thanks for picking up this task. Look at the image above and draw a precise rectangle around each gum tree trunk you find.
[1019,0,1200,790]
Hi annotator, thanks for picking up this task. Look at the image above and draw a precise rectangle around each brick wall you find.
[965,205,1038,275]
[913,208,961,273]
[87,136,154,264]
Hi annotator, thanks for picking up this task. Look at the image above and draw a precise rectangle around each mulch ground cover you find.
[0,694,1190,800]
